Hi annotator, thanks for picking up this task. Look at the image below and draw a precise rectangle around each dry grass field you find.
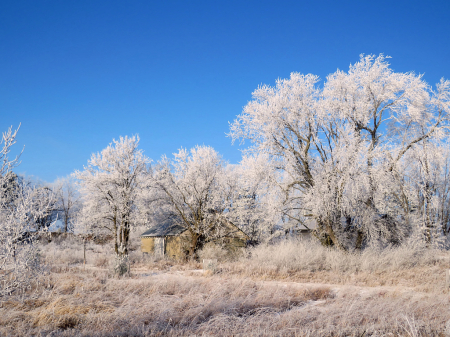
[1,235,449,336]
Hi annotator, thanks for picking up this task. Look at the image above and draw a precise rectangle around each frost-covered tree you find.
[148,146,224,256]
[53,176,80,233]
[147,146,247,256]
[75,135,149,259]
[146,146,288,254]
[230,54,450,249]
[400,141,450,245]
[225,154,283,242]
[31,185,57,231]
[0,125,53,296]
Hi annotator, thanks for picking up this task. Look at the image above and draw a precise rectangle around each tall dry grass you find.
[1,267,449,336]
[0,235,449,336]
[240,238,443,273]
[223,239,450,293]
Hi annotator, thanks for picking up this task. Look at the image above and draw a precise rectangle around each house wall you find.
[141,237,155,253]
[220,236,247,256]
[165,234,190,259]
[141,233,190,259]
[212,230,248,249]
[154,237,165,256]
[141,228,249,259]
[230,236,247,249]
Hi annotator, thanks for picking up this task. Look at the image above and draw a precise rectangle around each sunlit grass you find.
[0,236,449,336]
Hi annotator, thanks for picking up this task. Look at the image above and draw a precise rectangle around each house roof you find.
[140,216,251,239]
[140,220,187,237]
[220,218,250,239]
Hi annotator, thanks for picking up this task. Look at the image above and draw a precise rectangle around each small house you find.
[141,220,189,259]
[140,218,249,259]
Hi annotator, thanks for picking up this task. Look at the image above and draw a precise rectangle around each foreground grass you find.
[1,237,449,336]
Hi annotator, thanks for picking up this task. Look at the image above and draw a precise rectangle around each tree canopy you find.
[230,54,450,249]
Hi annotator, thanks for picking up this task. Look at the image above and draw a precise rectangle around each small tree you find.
[75,136,149,268]
[54,176,79,232]
[30,185,58,231]
[72,204,91,269]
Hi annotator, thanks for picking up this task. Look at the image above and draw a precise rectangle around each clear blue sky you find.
[1,0,449,183]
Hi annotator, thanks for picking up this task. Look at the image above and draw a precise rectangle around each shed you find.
[140,218,250,259]
[140,220,189,259]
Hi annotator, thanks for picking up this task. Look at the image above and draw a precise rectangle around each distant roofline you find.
[140,230,187,237]
[140,216,251,239]
[140,221,187,237]
[222,218,250,239]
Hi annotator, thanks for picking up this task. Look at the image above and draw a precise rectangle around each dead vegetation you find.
[1,236,449,336]
[222,239,450,293]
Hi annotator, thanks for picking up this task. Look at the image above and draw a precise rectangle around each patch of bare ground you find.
[1,237,449,336]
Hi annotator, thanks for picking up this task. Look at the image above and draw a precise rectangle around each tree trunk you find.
[113,214,119,255]
[189,232,199,259]
[122,221,130,256]
[355,230,364,250]
[83,238,86,269]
